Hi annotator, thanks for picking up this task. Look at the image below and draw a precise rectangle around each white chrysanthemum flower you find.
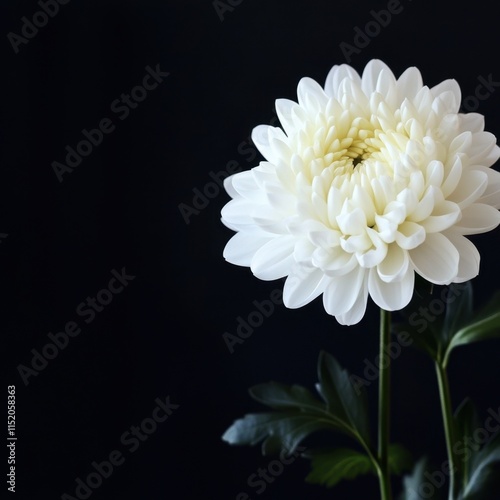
[221,60,500,325]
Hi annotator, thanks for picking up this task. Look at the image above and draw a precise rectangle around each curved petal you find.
[336,276,369,326]
[361,60,393,95]
[250,236,296,280]
[395,221,426,250]
[322,266,365,316]
[453,203,500,234]
[368,267,415,311]
[445,232,480,283]
[447,170,488,208]
[283,266,329,308]
[324,64,361,98]
[275,98,299,137]
[377,244,409,283]
[396,67,423,102]
[223,230,273,266]
[409,233,459,285]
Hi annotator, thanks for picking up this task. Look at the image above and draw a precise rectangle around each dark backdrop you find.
[2,0,500,498]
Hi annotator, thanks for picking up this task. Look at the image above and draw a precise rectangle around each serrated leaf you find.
[305,448,374,488]
[222,352,374,457]
[249,382,325,413]
[221,412,335,454]
[460,432,500,499]
[444,311,500,367]
[399,458,441,500]
[389,443,413,476]
[316,351,371,445]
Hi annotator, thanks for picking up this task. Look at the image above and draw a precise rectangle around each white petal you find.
[324,64,361,98]
[430,79,461,113]
[231,170,261,198]
[335,277,369,326]
[395,221,426,249]
[476,166,500,208]
[361,60,393,95]
[448,170,488,208]
[396,67,423,102]
[459,113,484,133]
[223,174,239,199]
[421,201,461,233]
[223,231,273,266]
[377,244,409,283]
[283,267,329,308]
[368,267,415,311]
[445,232,480,283]
[251,236,296,280]
[275,98,298,137]
[323,266,365,316]
[297,77,328,111]
[467,132,497,165]
[409,233,459,285]
[453,204,500,234]
[251,125,274,161]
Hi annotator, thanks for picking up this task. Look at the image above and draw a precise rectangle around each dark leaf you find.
[316,351,371,445]
[304,448,374,488]
[399,458,441,499]
[250,382,325,413]
[459,432,500,499]
[389,443,413,476]
[222,352,373,457]
[221,412,335,454]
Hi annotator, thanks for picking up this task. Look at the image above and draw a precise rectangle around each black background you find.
[2,0,500,498]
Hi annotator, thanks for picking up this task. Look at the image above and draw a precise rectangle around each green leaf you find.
[222,352,373,457]
[388,443,413,476]
[304,448,374,488]
[398,282,500,366]
[459,432,500,499]
[444,310,500,367]
[316,351,371,445]
[249,382,325,412]
[221,412,334,454]
[399,458,441,500]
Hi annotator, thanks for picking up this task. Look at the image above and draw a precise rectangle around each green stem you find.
[378,309,392,500]
[435,362,456,500]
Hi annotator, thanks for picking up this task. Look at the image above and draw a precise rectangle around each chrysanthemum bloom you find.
[221,60,500,325]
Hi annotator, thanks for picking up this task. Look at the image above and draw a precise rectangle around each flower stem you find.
[378,309,392,500]
[435,362,456,500]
